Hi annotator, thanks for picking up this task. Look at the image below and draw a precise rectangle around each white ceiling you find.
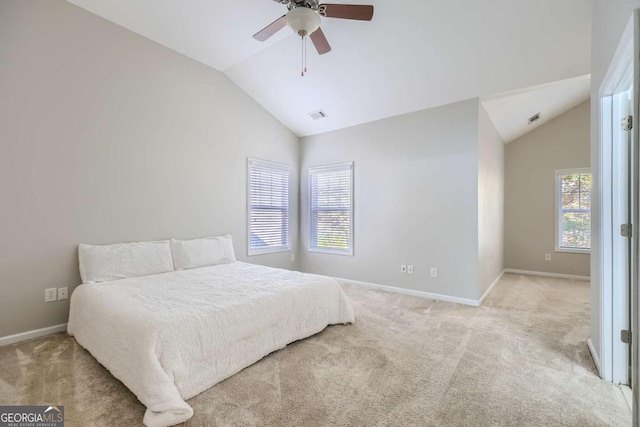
[67,0,595,137]
[482,74,591,143]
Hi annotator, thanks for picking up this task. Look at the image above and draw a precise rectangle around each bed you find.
[67,239,354,427]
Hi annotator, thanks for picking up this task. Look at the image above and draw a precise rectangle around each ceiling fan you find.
[253,0,373,74]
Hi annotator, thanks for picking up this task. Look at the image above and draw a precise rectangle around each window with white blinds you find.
[309,162,354,255]
[247,158,291,255]
[555,168,591,253]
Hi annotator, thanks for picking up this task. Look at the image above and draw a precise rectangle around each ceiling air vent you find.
[308,110,327,120]
[528,113,541,125]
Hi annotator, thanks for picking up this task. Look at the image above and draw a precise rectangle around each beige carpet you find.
[0,273,631,426]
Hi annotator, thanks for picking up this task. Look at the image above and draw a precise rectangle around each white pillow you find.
[170,235,236,271]
[78,241,174,284]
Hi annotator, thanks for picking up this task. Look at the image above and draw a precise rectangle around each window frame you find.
[247,158,291,256]
[554,167,591,254]
[308,162,354,256]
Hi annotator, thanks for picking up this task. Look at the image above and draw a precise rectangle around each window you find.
[247,158,290,255]
[555,168,591,252]
[309,162,354,255]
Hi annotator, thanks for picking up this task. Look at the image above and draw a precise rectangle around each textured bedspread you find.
[67,262,355,427]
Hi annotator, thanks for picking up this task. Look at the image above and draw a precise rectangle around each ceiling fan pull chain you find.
[301,35,304,77]
[300,35,308,77]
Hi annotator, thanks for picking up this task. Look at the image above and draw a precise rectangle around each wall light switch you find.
[407,265,414,274]
[401,265,407,274]
[545,253,551,261]
[58,287,69,300]
[45,288,57,303]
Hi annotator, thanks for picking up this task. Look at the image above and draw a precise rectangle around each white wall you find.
[478,105,505,294]
[504,101,591,277]
[299,99,489,301]
[590,0,640,372]
[0,0,299,338]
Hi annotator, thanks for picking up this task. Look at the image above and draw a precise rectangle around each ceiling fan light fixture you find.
[252,2,374,76]
[286,7,321,37]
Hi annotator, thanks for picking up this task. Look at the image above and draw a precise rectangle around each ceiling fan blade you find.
[310,28,331,55]
[252,15,287,41]
[321,4,374,21]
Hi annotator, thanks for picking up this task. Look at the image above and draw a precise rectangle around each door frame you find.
[596,13,635,385]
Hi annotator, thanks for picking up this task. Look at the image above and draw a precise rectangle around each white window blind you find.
[248,158,290,255]
[309,162,353,255]
[555,168,591,252]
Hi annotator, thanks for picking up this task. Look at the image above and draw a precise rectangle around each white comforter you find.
[67,262,355,427]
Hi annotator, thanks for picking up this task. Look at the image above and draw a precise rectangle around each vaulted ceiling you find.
[483,74,591,143]
[67,0,594,137]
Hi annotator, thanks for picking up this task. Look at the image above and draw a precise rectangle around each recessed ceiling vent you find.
[308,110,327,120]
[528,113,541,125]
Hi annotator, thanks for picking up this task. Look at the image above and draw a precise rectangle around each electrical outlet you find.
[401,265,407,274]
[407,265,414,274]
[430,267,438,278]
[291,253,295,262]
[545,253,551,261]
[45,288,57,303]
[58,287,69,300]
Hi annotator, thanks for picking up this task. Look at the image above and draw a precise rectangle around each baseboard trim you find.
[0,323,68,347]
[504,268,590,281]
[335,277,486,307]
[587,337,601,378]
[479,269,505,305]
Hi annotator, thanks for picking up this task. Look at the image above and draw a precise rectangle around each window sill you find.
[248,247,291,256]
[308,247,353,256]
[555,247,591,255]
